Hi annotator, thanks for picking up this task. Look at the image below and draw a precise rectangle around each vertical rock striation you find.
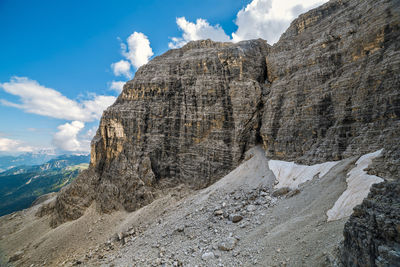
[261,0,400,177]
[341,181,400,266]
[45,0,400,226]
[48,40,271,226]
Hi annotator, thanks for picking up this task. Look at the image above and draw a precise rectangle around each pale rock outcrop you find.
[44,0,400,228]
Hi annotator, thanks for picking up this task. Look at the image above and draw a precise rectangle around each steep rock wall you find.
[261,0,400,178]
[48,40,270,226]
[46,0,400,226]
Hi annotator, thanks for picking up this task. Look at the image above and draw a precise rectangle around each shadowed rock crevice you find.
[44,39,272,227]
[41,0,400,227]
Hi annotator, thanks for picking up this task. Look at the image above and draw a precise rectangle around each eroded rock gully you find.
[46,39,271,226]
[43,0,400,227]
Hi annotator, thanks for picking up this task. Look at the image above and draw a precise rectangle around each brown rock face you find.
[91,39,270,212]
[261,0,400,175]
[46,0,400,226]
[48,39,270,226]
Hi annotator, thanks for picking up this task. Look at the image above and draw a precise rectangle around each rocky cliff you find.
[45,0,400,227]
[48,39,271,226]
[261,0,400,175]
[341,181,400,266]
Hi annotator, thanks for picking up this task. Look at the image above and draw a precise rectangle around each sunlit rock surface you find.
[46,0,400,227]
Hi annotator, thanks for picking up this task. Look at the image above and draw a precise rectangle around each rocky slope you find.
[0,147,355,266]
[45,0,400,228]
[0,0,392,265]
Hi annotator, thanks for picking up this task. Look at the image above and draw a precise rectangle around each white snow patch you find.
[326,149,384,222]
[268,160,338,189]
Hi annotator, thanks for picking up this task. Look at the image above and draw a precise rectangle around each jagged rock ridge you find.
[45,0,400,227]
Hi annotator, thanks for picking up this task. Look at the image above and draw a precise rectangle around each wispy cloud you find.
[52,122,99,152]
[108,32,153,93]
[0,77,117,152]
[0,137,34,152]
[81,95,116,121]
[0,77,116,122]
[232,0,327,44]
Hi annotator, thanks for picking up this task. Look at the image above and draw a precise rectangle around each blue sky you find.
[0,0,326,154]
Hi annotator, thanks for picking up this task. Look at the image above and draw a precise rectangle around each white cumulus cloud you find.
[109,81,125,93]
[52,121,86,152]
[0,137,34,152]
[169,17,231,48]
[232,0,328,44]
[52,123,99,153]
[168,0,328,48]
[81,95,116,121]
[0,77,116,122]
[111,60,132,78]
[121,32,154,69]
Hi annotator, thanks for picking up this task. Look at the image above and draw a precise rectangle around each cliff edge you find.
[44,0,400,227]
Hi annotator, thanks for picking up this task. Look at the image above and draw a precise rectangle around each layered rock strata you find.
[341,181,400,266]
[261,0,400,176]
[45,0,400,226]
[48,40,271,226]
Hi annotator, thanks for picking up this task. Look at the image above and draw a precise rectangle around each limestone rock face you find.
[341,181,400,266]
[48,39,270,226]
[46,0,400,226]
[261,0,400,177]
[91,39,270,212]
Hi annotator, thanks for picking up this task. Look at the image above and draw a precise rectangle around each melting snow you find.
[326,149,384,222]
[268,160,338,189]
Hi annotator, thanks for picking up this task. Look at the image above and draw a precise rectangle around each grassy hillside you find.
[0,155,90,216]
[0,151,56,172]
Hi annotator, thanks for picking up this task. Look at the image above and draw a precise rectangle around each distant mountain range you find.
[0,154,90,216]
[0,150,58,172]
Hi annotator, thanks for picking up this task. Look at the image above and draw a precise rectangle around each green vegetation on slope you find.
[0,155,90,216]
